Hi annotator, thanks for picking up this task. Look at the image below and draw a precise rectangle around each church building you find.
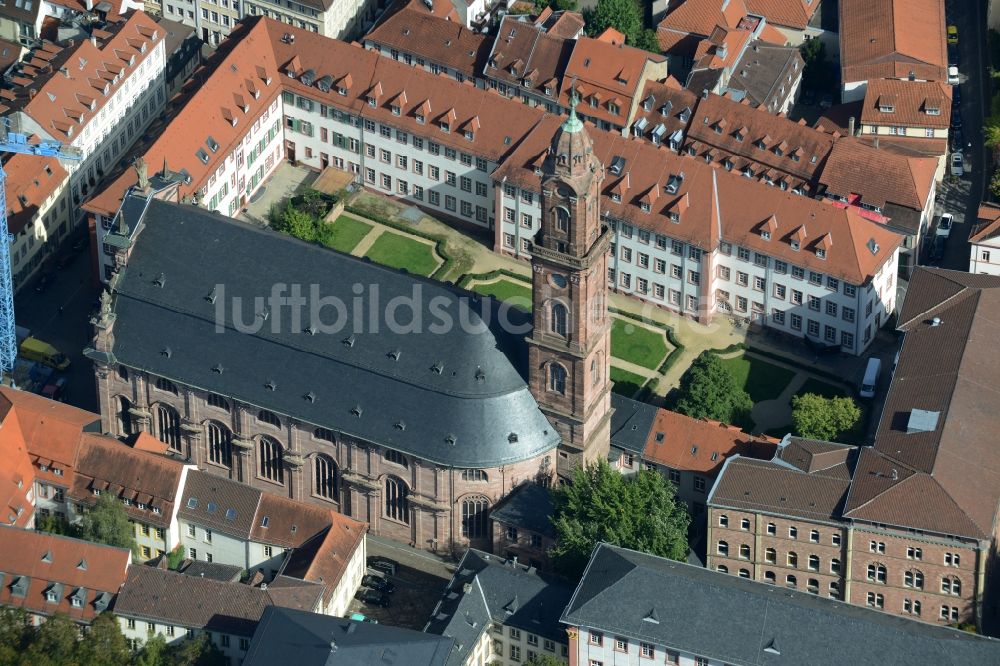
[86,108,611,553]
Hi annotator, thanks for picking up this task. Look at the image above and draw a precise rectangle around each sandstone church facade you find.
[87,107,611,555]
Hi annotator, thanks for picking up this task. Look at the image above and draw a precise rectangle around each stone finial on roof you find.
[134,156,149,190]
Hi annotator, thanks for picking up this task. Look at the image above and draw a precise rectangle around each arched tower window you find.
[549,363,567,394]
[155,404,181,452]
[384,475,409,524]
[206,421,232,469]
[258,436,284,484]
[550,302,568,337]
[314,427,335,443]
[116,396,133,436]
[154,377,178,395]
[462,497,490,539]
[314,454,338,500]
[385,449,408,467]
[553,206,570,233]
[207,393,230,411]
[256,409,281,428]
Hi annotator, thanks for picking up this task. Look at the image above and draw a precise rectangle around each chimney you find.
[931,317,942,327]
[701,88,709,99]
[848,116,855,136]
[29,88,37,100]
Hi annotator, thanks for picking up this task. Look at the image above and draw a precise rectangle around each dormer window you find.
[773,147,783,157]
[879,104,894,113]
[589,97,598,108]
[742,167,754,178]
[337,87,347,96]
[367,96,377,107]
[440,122,450,133]
[611,193,622,203]
[544,86,552,95]
[723,160,732,171]
[791,240,800,251]
[926,106,941,115]
[608,103,619,115]
[816,249,826,259]
[761,231,771,240]
[415,113,425,124]
[464,130,474,141]
[714,124,722,134]
[791,153,800,162]
[390,105,400,116]
[669,212,680,222]
[640,202,651,213]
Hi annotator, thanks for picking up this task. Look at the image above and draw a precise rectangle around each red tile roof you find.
[839,0,947,84]
[657,0,748,40]
[0,525,130,622]
[0,395,35,528]
[68,434,186,528]
[746,0,819,30]
[859,79,951,129]
[365,3,491,79]
[969,202,1000,243]
[560,36,666,129]
[0,387,99,486]
[280,512,367,605]
[494,116,902,285]
[643,408,777,474]
[2,153,68,235]
[684,91,835,189]
[819,138,937,211]
[249,493,343,549]
[18,11,163,142]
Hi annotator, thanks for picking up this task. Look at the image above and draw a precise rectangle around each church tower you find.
[527,96,613,480]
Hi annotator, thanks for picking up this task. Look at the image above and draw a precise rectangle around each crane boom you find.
[0,117,82,375]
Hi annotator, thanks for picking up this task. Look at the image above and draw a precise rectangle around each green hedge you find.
[344,204,455,281]
[457,268,532,290]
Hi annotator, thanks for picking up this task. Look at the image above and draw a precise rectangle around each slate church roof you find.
[101,198,559,468]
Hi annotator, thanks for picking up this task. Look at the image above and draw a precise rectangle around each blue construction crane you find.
[0,117,82,377]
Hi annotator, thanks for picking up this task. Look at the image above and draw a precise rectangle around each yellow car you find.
[948,25,958,45]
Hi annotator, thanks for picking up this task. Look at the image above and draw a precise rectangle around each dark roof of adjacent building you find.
[844,268,1000,540]
[562,543,1000,664]
[245,606,453,665]
[609,393,658,454]
[725,40,803,112]
[177,559,243,582]
[177,470,263,539]
[426,549,574,666]
[708,437,857,523]
[488,482,555,538]
[0,526,130,623]
[104,198,559,468]
[113,565,323,635]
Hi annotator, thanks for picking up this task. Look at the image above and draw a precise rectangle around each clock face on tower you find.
[549,273,568,289]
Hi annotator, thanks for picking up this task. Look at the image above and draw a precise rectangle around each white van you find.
[860,357,882,399]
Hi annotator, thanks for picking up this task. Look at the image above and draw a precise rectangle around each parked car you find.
[362,575,396,594]
[950,152,965,177]
[34,273,53,293]
[355,588,391,607]
[366,556,398,576]
[950,112,963,129]
[41,376,68,402]
[947,25,958,45]
[951,127,964,152]
[936,213,954,238]
[54,250,76,269]
[928,236,947,264]
[348,612,378,624]
[948,66,960,85]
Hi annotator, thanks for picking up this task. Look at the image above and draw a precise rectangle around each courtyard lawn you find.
[364,232,441,276]
[321,216,372,253]
[611,366,647,397]
[719,354,796,403]
[472,278,533,310]
[794,377,849,400]
[610,318,670,371]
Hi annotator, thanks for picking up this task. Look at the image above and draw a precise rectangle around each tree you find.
[791,393,862,442]
[168,633,228,666]
[633,28,662,55]
[0,609,29,665]
[550,460,690,579]
[77,493,136,551]
[991,169,1000,199]
[271,201,318,242]
[674,353,753,426]
[76,613,131,666]
[165,545,187,571]
[22,614,80,666]
[526,654,567,666]
[799,38,827,91]
[135,635,170,666]
[584,0,649,51]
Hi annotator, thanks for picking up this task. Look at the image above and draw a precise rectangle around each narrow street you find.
[940,0,990,271]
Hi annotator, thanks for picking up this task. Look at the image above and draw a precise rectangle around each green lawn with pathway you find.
[322,216,373,253]
[610,318,670,370]
[611,367,646,397]
[719,354,796,402]
[363,232,441,276]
